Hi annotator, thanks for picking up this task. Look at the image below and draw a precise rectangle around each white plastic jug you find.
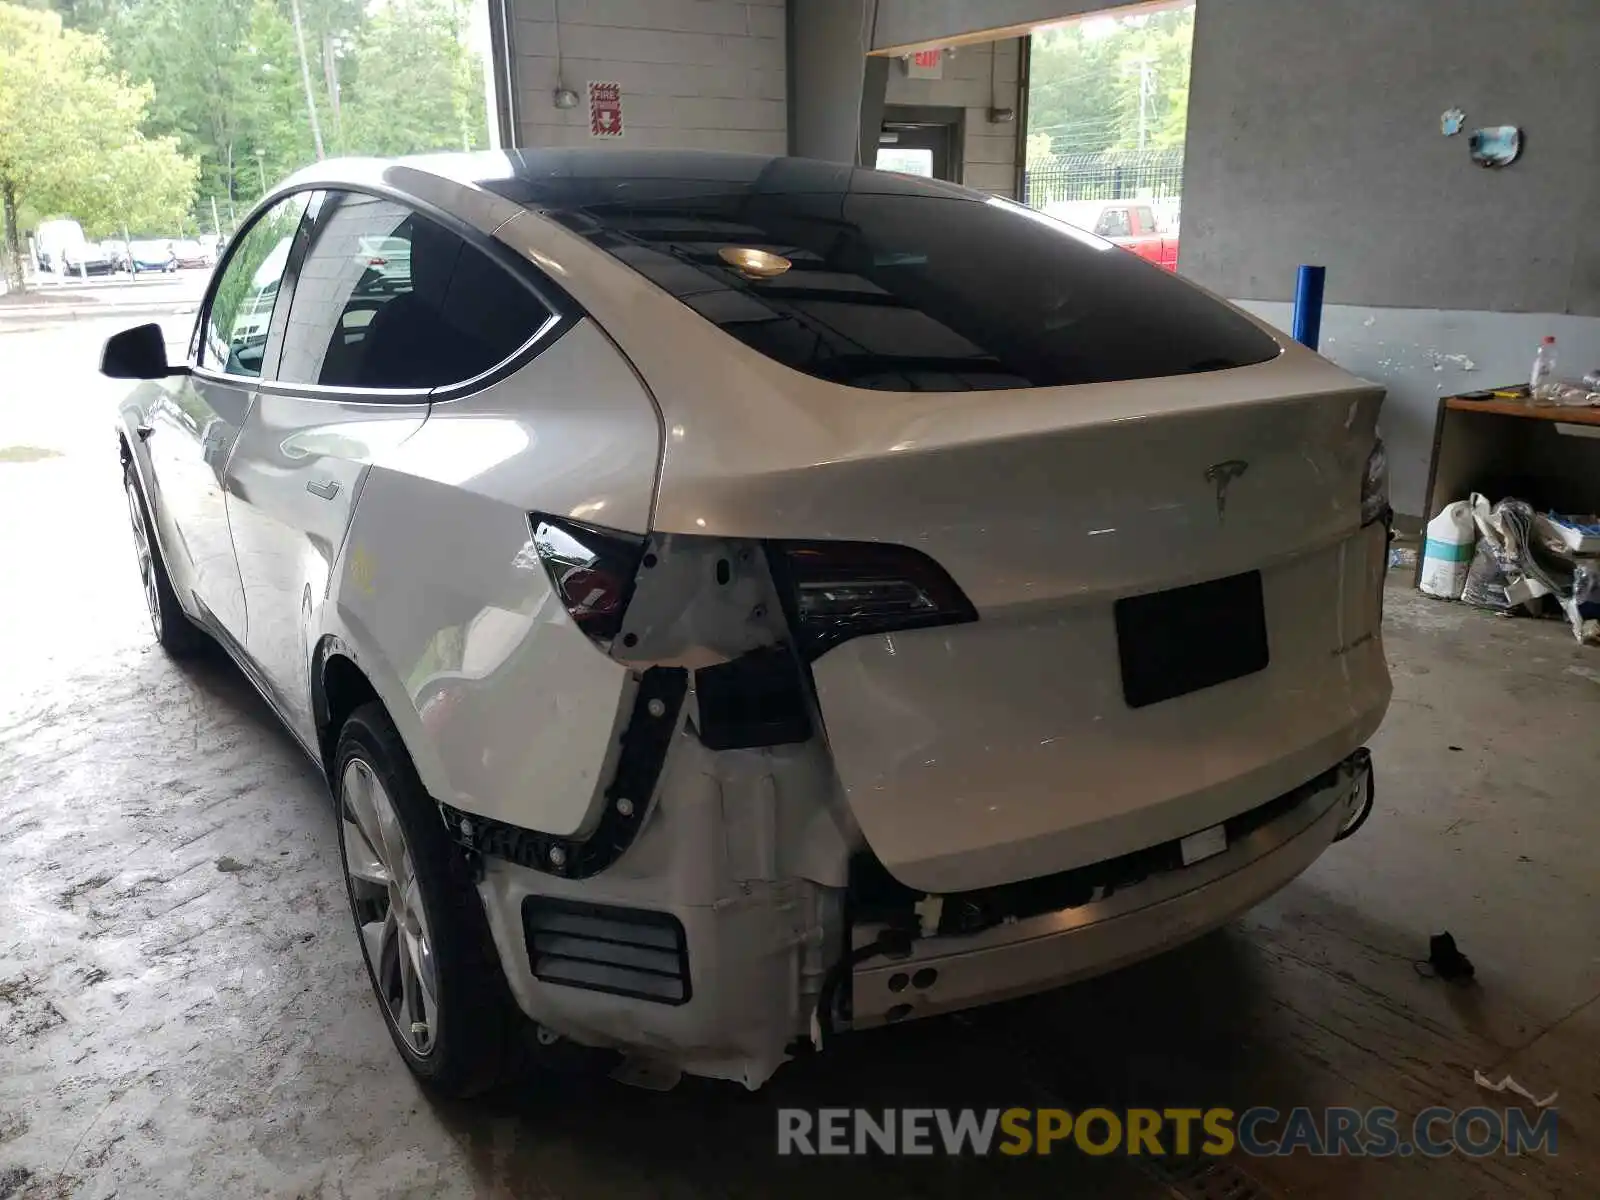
[1419,499,1478,599]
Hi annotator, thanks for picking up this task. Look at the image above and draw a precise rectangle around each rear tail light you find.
[767,541,977,660]
[530,515,645,646]
[530,521,978,664]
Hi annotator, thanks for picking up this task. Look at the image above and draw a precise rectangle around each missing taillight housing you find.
[767,540,977,661]
[530,515,645,645]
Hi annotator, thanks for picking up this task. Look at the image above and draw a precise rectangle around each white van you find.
[34,218,114,276]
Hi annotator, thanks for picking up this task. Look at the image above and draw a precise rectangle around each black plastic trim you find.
[522,896,691,1006]
[694,646,812,750]
[443,666,688,878]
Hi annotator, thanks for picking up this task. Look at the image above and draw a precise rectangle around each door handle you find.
[306,479,340,500]
[136,423,154,441]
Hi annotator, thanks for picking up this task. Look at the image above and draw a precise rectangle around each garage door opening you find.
[1023,1,1195,270]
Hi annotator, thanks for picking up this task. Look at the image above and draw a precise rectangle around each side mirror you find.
[101,322,184,379]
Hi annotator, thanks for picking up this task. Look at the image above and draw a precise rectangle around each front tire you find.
[334,703,517,1096]
[124,463,205,656]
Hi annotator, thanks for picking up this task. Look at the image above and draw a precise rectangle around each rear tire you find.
[124,462,206,656]
[334,703,518,1097]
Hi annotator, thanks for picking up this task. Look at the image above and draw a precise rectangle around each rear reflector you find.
[767,540,977,660]
[529,515,645,645]
[522,897,690,1005]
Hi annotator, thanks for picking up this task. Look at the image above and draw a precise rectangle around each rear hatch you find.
[782,369,1390,892]
[493,157,1392,893]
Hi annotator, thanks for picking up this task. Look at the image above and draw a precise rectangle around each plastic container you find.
[1530,335,1558,399]
[1419,499,1477,599]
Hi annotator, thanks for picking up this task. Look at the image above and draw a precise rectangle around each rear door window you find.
[528,162,1277,392]
[276,190,554,390]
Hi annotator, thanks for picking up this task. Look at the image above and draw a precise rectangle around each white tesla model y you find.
[105,151,1391,1095]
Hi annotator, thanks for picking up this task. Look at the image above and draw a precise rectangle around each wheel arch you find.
[312,635,380,779]
[310,629,455,811]
[116,408,160,529]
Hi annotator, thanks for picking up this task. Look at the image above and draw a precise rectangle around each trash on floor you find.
[1389,543,1418,571]
[1473,1070,1558,1108]
[1419,499,1476,599]
[1448,494,1600,643]
[1543,512,1600,554]
[1460,494,1535,613]
[1417,930,1476,985]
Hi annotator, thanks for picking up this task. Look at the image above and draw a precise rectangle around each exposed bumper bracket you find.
[444,666,688,879]
[847,749,1372,1030]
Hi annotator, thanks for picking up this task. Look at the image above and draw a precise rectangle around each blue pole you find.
[1292,264,1326,350]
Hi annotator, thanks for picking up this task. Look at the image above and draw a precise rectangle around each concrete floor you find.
[1,319,1597,1198]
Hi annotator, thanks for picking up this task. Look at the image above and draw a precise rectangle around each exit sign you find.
[907,49,943,79]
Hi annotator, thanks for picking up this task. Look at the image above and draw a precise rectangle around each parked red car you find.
[1045,200,1180,272]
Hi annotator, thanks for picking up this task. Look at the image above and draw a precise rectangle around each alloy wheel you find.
[125,478,161,639]
[342,757,439,1057]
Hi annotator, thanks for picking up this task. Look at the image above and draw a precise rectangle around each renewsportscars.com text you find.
[776,1106,1558,1158]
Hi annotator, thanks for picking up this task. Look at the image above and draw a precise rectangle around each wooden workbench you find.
[1415,388,1600,586]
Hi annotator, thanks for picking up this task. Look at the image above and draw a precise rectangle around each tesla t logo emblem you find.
[1205,460,1249,522]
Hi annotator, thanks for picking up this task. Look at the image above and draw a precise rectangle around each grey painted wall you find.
[1185,0,1600,522]
[1183,0,1600,314]
[789,0,879,162]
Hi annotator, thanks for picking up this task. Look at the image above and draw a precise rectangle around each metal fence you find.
[1023,148,1185,209]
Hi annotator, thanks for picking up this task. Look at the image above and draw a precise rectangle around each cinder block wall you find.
[512,0,786,153]
[883,39,1022,198]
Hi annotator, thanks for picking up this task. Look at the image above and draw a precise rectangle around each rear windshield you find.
[500,156,1279,392]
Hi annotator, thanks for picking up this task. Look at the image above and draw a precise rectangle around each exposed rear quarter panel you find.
[326,318,663,837]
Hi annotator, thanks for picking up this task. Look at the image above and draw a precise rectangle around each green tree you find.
[14,0,121,29]
[342,0,486,157]
[1027,7,1195,158]
[1027,23,1121,157]
[0,2,196,287]
[238,0,320,202]
[296,0,365,149]
[84,0,488,230]
[77,131,201,238]
[112,0,264,223]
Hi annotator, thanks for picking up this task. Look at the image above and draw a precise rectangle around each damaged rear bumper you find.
[470,744,1370,1088]
[849,749,1372,1028]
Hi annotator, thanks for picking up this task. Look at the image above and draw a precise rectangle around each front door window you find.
[203,194,308,377]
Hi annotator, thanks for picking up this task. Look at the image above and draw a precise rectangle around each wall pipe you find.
[1292,264,1326,350]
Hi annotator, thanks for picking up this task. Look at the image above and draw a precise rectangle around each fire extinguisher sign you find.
[589,82,623,138]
